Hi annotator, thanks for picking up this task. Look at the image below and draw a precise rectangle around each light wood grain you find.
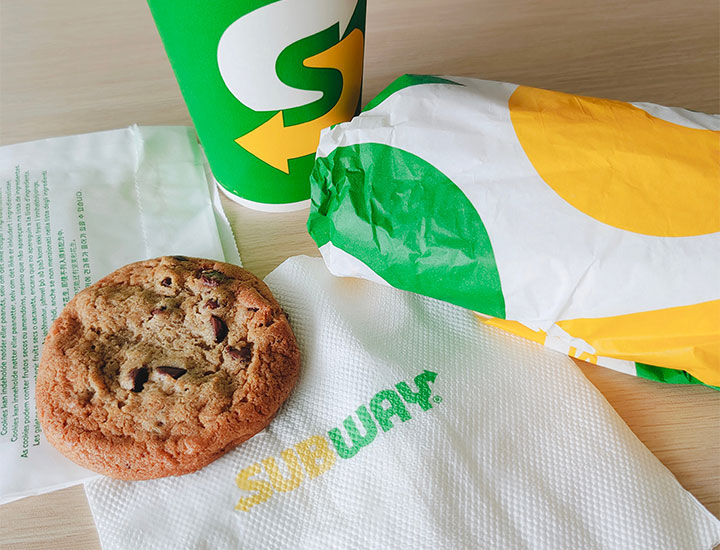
[1,0,718,548]
[0,486,100,550]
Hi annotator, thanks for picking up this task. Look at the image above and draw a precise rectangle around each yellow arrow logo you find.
[235,28,364,173]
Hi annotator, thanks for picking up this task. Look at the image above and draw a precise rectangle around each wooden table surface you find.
[1,1,718,548]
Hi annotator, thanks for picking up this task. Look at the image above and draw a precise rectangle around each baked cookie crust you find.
[36,256,300,480]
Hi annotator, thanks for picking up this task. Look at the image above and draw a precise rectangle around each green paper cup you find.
[148,0,366,212]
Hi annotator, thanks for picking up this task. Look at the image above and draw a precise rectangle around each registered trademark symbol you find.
[433,396,442,403]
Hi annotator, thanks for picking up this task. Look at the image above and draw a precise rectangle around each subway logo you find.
[234,370,440,511]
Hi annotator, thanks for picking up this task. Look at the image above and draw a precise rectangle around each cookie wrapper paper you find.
[0,125,240,504]
[85,256,720,550]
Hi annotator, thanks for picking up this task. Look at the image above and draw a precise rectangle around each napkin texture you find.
[85,256,720,550]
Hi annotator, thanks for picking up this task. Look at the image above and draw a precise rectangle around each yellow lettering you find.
[263,449,304,493]
[295,435,337,479]
[235,462,273,512]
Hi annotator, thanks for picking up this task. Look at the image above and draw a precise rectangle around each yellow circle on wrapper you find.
[509,86,720,237]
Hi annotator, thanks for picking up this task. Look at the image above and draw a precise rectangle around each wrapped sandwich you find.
[308,75,720,388]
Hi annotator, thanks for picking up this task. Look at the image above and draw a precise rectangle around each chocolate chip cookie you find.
[36,256,300,480]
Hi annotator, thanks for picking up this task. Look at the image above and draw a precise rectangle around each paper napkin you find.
[84,256,719,549]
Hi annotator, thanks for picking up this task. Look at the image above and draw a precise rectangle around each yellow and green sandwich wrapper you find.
[308,75,720,389]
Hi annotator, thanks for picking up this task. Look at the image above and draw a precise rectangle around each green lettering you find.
[370,389,411,432]
[396,370,438,411]
[328,405,378,459]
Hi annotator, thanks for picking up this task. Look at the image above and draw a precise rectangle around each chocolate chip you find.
[150,307,166,316]
[171,255,189,261]
[199,270,228,287]
[161,277,172,287]
[247,307,259,313]
[227,345,252,361]
[129,367,149,392]
[211,315,228,342]
[205,299,220,310]
[200,277,219,288]
[156,366,187,379]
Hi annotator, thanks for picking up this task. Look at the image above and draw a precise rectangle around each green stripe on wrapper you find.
[635,362,720,391]
[362,74,462,112]
[308,143,506,319]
